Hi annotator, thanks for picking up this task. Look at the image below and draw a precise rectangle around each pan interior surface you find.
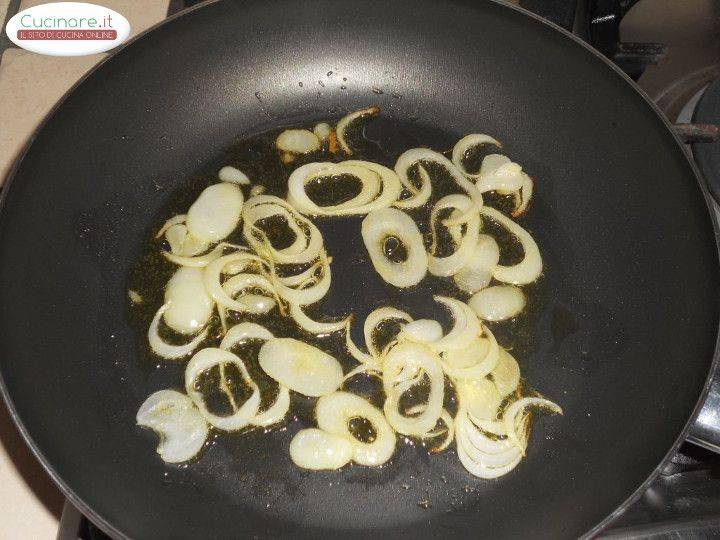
[0,1,717,538]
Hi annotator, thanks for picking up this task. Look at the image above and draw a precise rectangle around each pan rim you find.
[0,0,717,538]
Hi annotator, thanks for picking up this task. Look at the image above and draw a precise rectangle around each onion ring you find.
[361,207,427,287]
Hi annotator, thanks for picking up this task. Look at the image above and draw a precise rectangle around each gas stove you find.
[56,1,720,538]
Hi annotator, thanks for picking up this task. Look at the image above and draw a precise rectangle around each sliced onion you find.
[276,129,321,154]
[290,428,353,470]
[457,379,502,421]
[218,165,250,185]
[476,155,533,217]
[480,206,542,285]
[136,390,208,463]
[400,319,443,344]
[441,327,499,381]
[287,161,401,216]
[148,304,208,359]
[469,285,526,321]
[405,405,455,452]
[288,303,349,335]
[428,194,480,277]
[185,348,260,431]
[249,184,265,197]
[363,306,413,359]
[259,338,343,397]
[204,253,275,313]
[393,158,432,209]
[164,267,214,334]
[243,195,323,265]
[451,134,502,176]
[316,391,395,466]
[432,296,481,353]
[253,386,290,427]
[361,207,427,287]
[269,251,332,306]
[216,324,288,426]
[492,348,521,397]
[165,224,187,254]
[222,273,276,315]
[186,183,244,243]
[156,214,187,239]
[395,148,483,218]
[503,397,562,451]
[313,123,332,142]
[336,106,379,155]
[219,322,274,351]
[453,234,500,293]
[163,244,226,268]
[382,342,444,436]
[455,414,523,478]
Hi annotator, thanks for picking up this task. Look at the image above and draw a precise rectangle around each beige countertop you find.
[0,2,170,537]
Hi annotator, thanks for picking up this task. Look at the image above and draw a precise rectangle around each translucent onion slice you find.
[163,267,214,334]
[269,251,332,306]
[477,155,534,217]
[469,285,526,321]
[163,244,226,268]
[400,319,443,344]
[480,206,542,285]
[406,405,455,453]
[503,397,562,451]
[428,194,480,277]
[313,123,332,142]
[316,391,395,466]
[186,183,244,243]
[290,428,353,470]
[136,390,209,463]
[451,134,502,176]
[457,379,503,421]
[395,148,483,218]
[216,323,288,426]
[222,273,276,315]
[441,328,499,381]
[185,348,260,431]
[259,338,343,397]
[336,106,380,155]
[363,306,413,359]
[249,185,265,197]
[393,159,432,209]
[219,322,274,351]
[204,253,275,313]
[382,342,444,436]
[218,165,250,185]
[287,161,401,216]
[453,234,500,293]
[156,214,187,239]
[432,296,481,353]
[455,414,523,478]
[243,195,324,265]
[361,207,427,288]
[288,303,349,335]
[276,129,321,154]
[148,304,208,359]
[165,224,187,254]
[492,348,521,397]
[253,386,290,427]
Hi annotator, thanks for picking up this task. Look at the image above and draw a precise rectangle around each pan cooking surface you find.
[0,1,717,538]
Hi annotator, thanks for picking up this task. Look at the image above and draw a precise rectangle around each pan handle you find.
[572,0,665,80]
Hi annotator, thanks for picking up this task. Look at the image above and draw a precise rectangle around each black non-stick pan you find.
[1,0,718,538]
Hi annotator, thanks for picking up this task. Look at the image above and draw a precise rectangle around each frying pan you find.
[1,0,718,538]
